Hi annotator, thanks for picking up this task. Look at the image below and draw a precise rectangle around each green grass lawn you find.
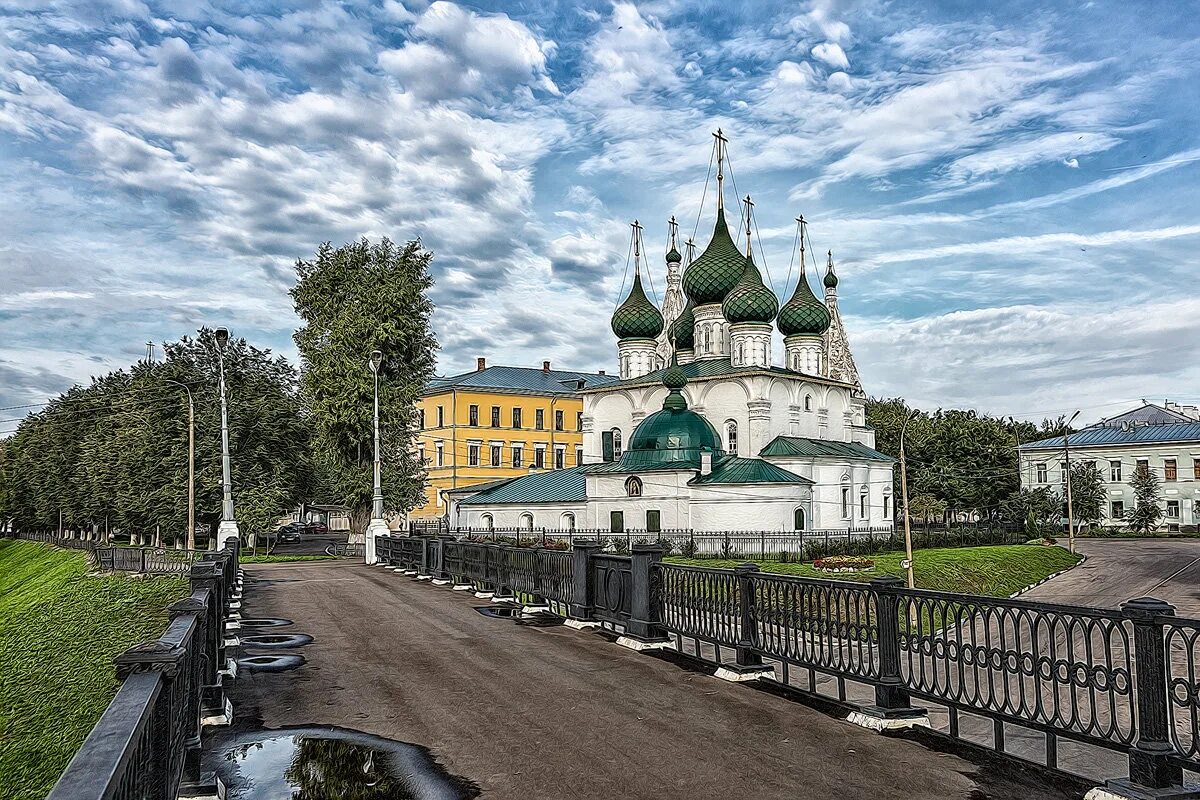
[667,544,1080,597]
[0,541,186,800]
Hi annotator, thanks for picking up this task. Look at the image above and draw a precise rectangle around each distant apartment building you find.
[1019,401,1200,530]
[410,358,618,521]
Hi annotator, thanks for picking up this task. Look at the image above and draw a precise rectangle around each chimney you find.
[476,357,486,371]
[542,360,551,373]
[700,449,713,476]
[598,369,605,376]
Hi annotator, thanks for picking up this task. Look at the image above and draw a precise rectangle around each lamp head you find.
[369,350,383,373]
[215,327,229,349]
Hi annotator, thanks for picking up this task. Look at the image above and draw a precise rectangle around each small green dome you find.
[623,370,722,468]
[778,270,830,336]
[682,208,745,305]
[722,254,779,324]
[823,257,839,289]
[666,247,682,264]
[611,272,664,340]
[671,299,696,350]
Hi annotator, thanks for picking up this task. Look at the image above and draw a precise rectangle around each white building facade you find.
[1019,402,1200,530]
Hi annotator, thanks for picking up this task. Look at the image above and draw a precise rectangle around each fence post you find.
[713,563,774,680]
[568,539,601,622]
[417,535,434,579]
[1104,597,1186,796]
[139,548,148,574]
[849,577,926,730]
[434,535,454,584]
[114,640,187,796]
[619,543,669,647]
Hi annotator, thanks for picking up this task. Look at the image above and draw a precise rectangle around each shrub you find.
[655,537,676,555]
[813,555,875,572]
[679,539,699,559]
[610,538,630,554]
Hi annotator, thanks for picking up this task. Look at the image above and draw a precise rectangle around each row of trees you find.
[866,398,1165,533]
[0,237,438,545]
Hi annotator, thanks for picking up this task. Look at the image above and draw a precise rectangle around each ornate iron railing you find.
[46,542,239,800]
[91,546,207,574]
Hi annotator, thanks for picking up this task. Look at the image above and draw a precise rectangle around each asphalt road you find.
[224,560,1090,800]
[1022,538,1200,615]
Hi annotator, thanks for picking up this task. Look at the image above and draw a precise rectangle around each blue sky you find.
[2,0,1199,428]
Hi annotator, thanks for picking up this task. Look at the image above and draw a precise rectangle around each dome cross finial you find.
[632,219,644,276]
[797,215,807,276]
[743,195,754,257]
[713,128,729,212]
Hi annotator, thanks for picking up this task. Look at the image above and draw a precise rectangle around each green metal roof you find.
[579,357,854,392]
[690,457,812,485]
[611,271,664,340]
[823,258,838,288]
[443,475,520,497]
[457,465,589,506]
[722,254,779,324]
[777,268,830,336]
[671,298,696,349]
[759,435,894,462]
[426,365,618,395]
[682,207,745,305]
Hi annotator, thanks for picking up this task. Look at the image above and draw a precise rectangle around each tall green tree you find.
[292,237,438,531]
[1126,464,1163,533]
[0,329,311,544]
[1067,461,1106,529]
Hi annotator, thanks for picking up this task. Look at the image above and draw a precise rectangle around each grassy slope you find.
[0,541,186,800]
[667,544,1081,597]
[240,554,337,564]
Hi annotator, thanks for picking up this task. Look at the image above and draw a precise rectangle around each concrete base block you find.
[1087,781,1200,800]
[431,579,451,586]
[178,772,225,800]
[225,620,241,633]
[616,636,671,652]
[452,584,473,591]
[403,569,418,576]
[219,659,238,680]
[521,605,552,616]
[228,601,241,610]
[228,611,241,622]
[223,636,240,648]
[491,596,518,605]
[201,697,234,728]
[563,619,601,630]
[714,664,776,682]
[391,567,406,573]
[474,591,494,599]
[416,574,433,581]
[847,708,930,732]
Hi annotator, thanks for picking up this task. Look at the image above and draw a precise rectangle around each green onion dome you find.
[722,254,779,325]
[670,299,696,350]
[666,247,682,264]
[778,269,830,336]
[611,271,664,340]
[681,208,745,305]
[623,367,722,467]
[823,259,839,289]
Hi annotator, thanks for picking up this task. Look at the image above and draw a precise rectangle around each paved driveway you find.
[1022,538,1200,615]
[221,560,1090,800]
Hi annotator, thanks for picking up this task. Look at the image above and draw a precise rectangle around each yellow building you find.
[411,358,618,521]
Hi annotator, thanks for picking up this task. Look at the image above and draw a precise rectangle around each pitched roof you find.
[457,465,589,506]
[426,365,619,396]
[1021,422,1200,451]
[759,435,895,462]
[442,475,521,497]
[689,457,812,485]
[578,357,852,393]
[1097,403,1195,427]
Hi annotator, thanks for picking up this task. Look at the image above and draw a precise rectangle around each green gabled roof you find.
[759,436,894,462]
[444,475,521,497]
[690,456,812,485]
[682,207,745,305]
[611,271,664,340]
[722,254,779,324]
[458,465,589,506]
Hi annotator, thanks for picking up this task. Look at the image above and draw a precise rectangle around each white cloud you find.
[811,41,849,69]
[939,131,1120,185]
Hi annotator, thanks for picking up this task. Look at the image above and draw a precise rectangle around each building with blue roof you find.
[1019,401,1200,529]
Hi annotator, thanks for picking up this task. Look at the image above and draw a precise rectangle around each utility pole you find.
[1064,410,1081,554]
[900,409,916,590]
[214,327,240,549]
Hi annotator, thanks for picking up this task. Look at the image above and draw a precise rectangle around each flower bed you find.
[812,554,875,573]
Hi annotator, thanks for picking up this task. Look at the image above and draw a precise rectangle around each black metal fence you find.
[376,532,1200,794]
[9,530,211,574]
[45,542,240,800]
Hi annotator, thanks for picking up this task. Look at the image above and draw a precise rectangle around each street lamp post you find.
[214,327,241,550]
[1064,409,1081,555]
[364,350,389,565]
[164,379,195,551]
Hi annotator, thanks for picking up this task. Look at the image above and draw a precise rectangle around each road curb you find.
[1008,553,1088,599]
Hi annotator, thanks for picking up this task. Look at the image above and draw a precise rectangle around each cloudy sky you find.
[2,0,1199,429]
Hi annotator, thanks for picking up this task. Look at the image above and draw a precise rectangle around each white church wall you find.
[689,485,811,531]
[763,457,895,530]
[456,502,587,532]
[585,472,692,530]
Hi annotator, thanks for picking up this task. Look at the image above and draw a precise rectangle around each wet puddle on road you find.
[240,618,294,629]
[473,606,563,627]
[240,633,313,648]
[212,726,479,799]
[237,654,306,672]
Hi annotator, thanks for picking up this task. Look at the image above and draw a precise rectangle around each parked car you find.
[274,522,305,536]
[304,522,329,534]
[278,529,302,544]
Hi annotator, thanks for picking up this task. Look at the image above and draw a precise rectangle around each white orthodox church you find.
[454,135,894,533]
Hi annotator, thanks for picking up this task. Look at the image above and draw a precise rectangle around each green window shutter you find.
[610,511,624,533]
[646,510,661,533]
[602,430,614,462]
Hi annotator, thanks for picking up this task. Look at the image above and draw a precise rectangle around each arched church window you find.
[561,512,575,531]
[841,487,851,519]
[804,394,813,412]
[481,513,493,531]
[793,507,806,531]
[519,513,534,531]
[625,476,643,497]
[611,428,623,459]
[724,420,738,454]
[738,341,745,363]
